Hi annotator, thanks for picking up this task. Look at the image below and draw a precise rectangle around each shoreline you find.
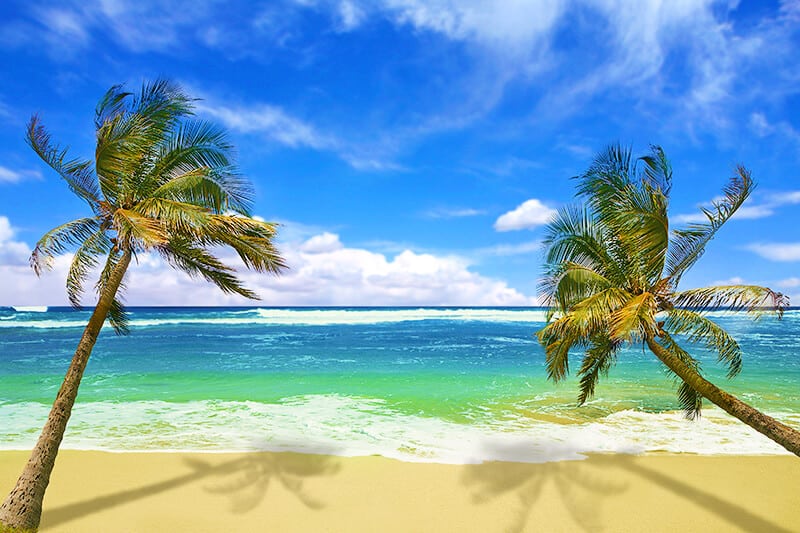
[2,450,798,532]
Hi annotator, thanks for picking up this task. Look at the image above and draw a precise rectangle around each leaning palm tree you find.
[537,144,800,456]
[0,79,286,531]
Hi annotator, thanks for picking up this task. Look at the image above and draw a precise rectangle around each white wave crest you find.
[0,307,548,329]
[0,396,793,463]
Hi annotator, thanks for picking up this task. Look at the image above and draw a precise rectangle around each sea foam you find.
[0,307,549,329]
[0,395,793,463]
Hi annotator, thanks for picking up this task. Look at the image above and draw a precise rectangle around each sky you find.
[0,0,798,307]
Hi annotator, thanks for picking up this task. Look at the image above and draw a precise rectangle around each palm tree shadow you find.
[603,455,794,533]
[461,442,627,533]
[39,443,340,530]
[188,446,341,513]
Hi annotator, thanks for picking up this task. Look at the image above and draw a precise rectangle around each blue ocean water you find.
[1,306,798,463]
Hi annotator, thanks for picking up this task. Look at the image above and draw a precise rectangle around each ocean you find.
[1,306,798,463]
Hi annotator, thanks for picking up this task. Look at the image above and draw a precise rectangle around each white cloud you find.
[0,166,42,184]
[381,0,564,54]
[776,277,800,289]
[336,0,366,30]
[674,190,800,224]
[477,240,542,257]
[746,112,800,150]
[494,199,557,232]
[0,216,32,266]
[299,232,343,253]
[750,112,772,137]
[0,218,535,306]
[197,102,334,150]
[423,207,485,219]
[195,97,405,171]
[35,7,90,48]
[745,242,800,262]
[711,276,745,286]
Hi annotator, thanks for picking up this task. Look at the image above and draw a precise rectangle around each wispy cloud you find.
[6,1,800,167]
[0,166,42,184]
[476,240,542,257]
[744,242,800,262]
[495,198,557,232]
[198,102,335,150]
[423,207,486,219]
[776,277,800,289]
[749,112,800,152]
[674,190,800,224]
[196,98,406,171]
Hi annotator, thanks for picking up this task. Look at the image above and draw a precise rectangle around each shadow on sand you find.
[602,454,793,533]
[462,441,792,533]
[461,443,627,533]
[39,444,340,530]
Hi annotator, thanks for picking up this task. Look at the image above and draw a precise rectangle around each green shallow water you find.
[1,307,798,460]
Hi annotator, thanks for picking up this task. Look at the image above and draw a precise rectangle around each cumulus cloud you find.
[0,216,31,266]
[494,199,557,232]
[0,217,535,306]
[744,242,800,262]
[299,232,344,253]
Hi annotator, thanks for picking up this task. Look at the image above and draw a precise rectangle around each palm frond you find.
[569,287,630,335]
[95,110,153,202]
[606,182,669,288]
[208,231,287,274]
[608,291,657,342]
[107,297,129,335]
[543,205,624,285]
[94,84,132,130]
[666,167,754,286]
[674,284,789,318]
[147,167,246,216]
[27,116,102,210]
[658,331,704,419]
[577,335,619,405]
[135,197,212,234]
[574,143,632,216]
[30,217,100,275]
[639,145,672,196]
[159,237,259,299]
[664,308,743,378]
[131,78,193,131]
[113,208,168,249]
[540,261,612,313]
[66,229,112,308]
[537,315,583,382]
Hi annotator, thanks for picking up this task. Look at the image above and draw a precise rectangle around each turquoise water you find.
[1,306,798,463]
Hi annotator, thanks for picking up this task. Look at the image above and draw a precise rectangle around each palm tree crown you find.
[0,80,286,531]
[537,144,789,418]
[28,79,285,323]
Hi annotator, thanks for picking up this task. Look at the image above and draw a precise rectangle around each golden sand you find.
[1,450,798,532]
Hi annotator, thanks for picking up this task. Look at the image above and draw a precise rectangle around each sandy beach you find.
[1,450,798,532]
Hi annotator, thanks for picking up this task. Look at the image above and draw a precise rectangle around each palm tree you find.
[537,144,800,456]
[0,79,286,531]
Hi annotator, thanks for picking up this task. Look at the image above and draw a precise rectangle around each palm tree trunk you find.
[645,335,800,457]
[0,250,132,532]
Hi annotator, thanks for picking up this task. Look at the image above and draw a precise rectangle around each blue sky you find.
[0,0,798,306]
